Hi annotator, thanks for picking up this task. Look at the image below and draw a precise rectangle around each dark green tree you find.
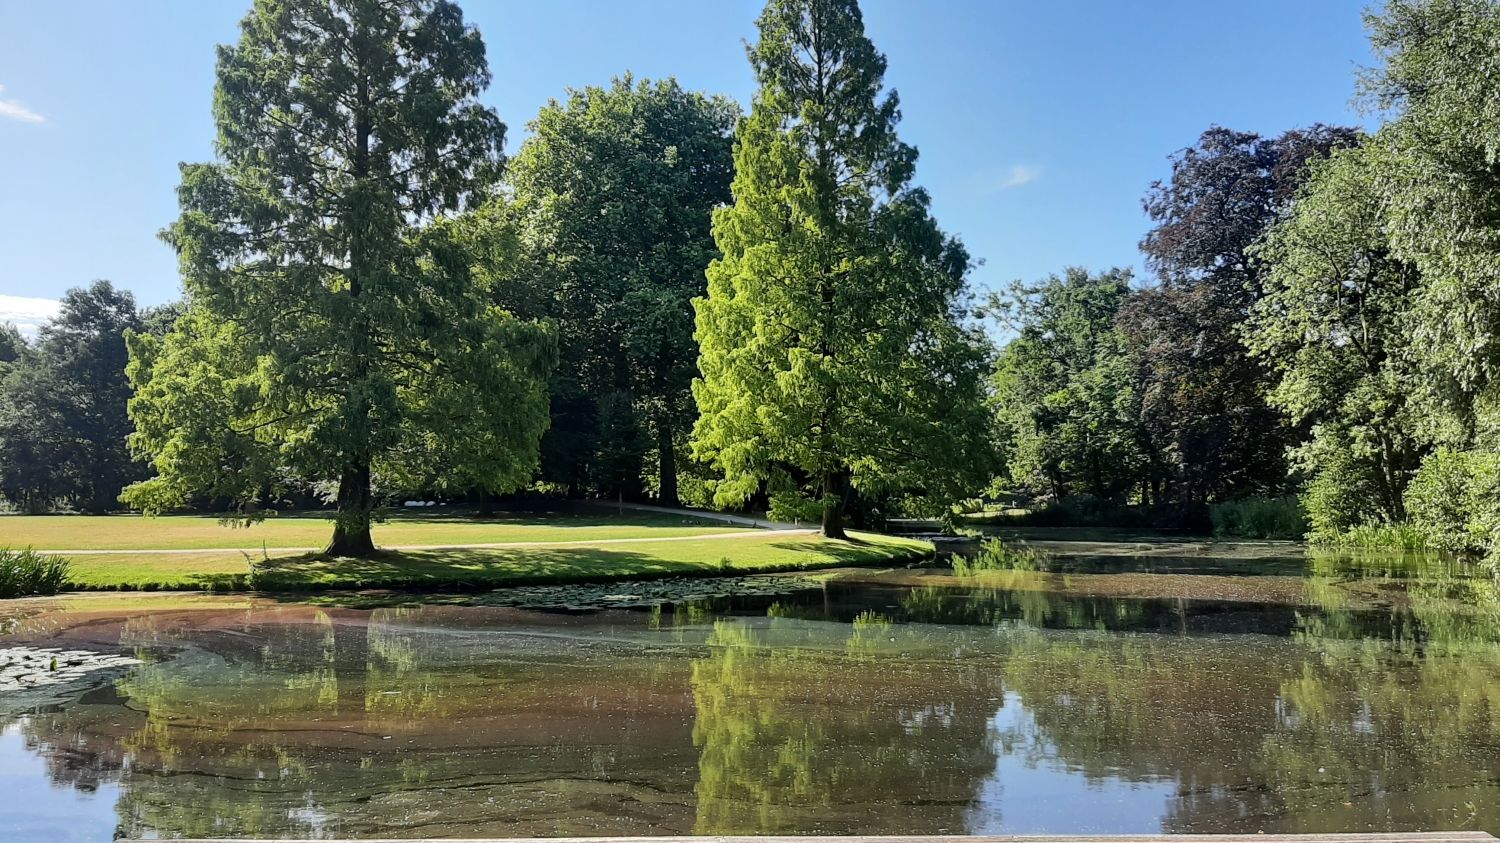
[990,268,1146,502]
[0,281,143,513]
[0,323,23,367]
[692,0,993,537]
[126,0,554,555]
[506,76,738,505]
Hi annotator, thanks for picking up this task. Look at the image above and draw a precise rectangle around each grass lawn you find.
[0,509,746,551]
[48,530,933,591]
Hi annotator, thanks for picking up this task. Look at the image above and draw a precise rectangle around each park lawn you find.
[61,531,934,591]
[0,509,747,551]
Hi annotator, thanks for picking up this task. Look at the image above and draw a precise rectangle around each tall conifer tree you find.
[126,0,554,555]
[692,0,991,537]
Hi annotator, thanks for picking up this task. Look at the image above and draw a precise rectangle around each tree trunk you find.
[326,461,376,557]
[477,488,494,517]
[657,419,679,508]
[820,470,849,540]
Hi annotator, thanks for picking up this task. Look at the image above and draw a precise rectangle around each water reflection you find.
[2,548,1500,839]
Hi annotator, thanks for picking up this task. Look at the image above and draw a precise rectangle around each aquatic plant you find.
[1210,496,1308,540]
[1317,522,1433,551]
[0,547,71,598]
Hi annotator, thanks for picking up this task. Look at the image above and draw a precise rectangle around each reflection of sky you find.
[966,692,1178,834]
[0,722,121,843]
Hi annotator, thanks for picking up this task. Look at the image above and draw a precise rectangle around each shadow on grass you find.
[767,538,927,563]
[251,546,734,592]
[65,534,930,595]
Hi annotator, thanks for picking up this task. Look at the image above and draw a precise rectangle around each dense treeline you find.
[993,0,1500,561]
[3,0,1500,558]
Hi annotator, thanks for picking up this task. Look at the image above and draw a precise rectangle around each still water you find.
[3,545,1500,841]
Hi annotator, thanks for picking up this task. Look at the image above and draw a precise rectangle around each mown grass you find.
[0,509,745,551]
[61,531,933,591]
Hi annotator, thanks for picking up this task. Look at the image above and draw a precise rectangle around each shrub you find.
[0,547,72,598]
[1302,443,1388,541]
[952,538,1050,575]
[1404,447,1500,553]
[1209,496,1308,540]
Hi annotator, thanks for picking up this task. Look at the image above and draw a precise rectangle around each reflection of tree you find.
[997,591,1500,835]
[1268,554,1500,832]
[18,605,706,839]
[690,616,999,834]
[896,579,1150,632]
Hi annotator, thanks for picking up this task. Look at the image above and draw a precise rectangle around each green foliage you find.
[1122,125,1358,508]
[692,0,993,537]
[0,281,144,513]
[1404,448,1500,553]
[1251,141,1425,532]
[951,538,1050,575]
[990,267,1142,501]
[0,547,71,598]
[126,0,554,555]
[506,76,738,505]
[1209,496,1308,540]
[1300,428,1395,540]
[1316,522,1433,551]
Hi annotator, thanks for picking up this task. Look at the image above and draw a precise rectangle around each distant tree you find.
[990,268,1145,502]
[1123,124,1359,508]
[126,0,554,555]
[692,0,993,537]
[506,76,738,505]
[0,281,143,513]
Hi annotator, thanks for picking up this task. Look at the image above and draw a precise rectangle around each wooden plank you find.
[117,828,1500,834]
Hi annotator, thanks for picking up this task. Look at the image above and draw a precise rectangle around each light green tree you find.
[1249,141,1426,535]
[125,0,554,555]
[692,0,992,537]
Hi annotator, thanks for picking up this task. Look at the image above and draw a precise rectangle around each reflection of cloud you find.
[0,294,61,336]
[0,84,45,124]
[997,165,1040,190]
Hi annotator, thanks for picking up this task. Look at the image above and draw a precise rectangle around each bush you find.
[0,547,71,598]
[1209,496,1308,540]
[1303,444,1388,541]
[1404,447,1500,552]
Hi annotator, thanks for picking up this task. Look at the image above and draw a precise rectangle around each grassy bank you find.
[0,509,744,551]
[56,530,932,591]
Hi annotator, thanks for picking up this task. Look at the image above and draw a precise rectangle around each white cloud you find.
[0,84,44,124]
[0,294,61,336]
[997,164,1040,190]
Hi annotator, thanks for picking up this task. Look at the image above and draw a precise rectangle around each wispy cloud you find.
[0,84,44,124]
[0,294,61,336]
[997,164,1041,190]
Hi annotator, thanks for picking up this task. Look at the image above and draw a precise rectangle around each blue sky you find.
[0,0,1375,328]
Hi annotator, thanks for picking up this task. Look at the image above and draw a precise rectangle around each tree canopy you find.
[506,76,738,506]
[0,281,143,513]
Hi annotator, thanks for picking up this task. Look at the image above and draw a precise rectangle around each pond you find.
[3,542,1500,841]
